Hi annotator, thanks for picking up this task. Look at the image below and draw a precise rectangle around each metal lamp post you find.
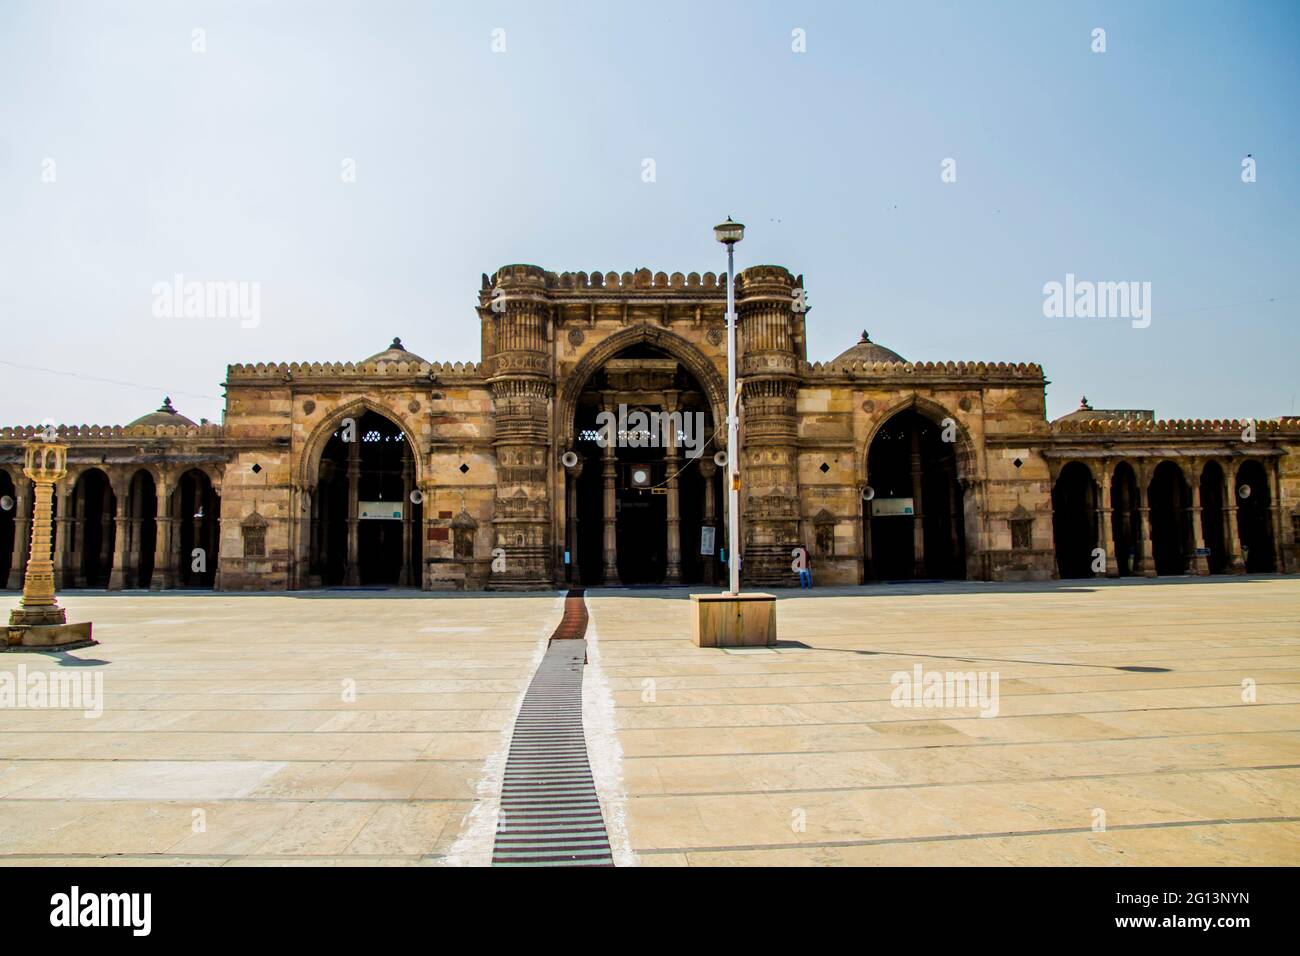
[713,217,744,595]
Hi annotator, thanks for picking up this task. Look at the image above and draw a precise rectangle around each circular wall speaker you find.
[0,495,13,512]
[1237,484,1252,499]
[561,450,579,469]
[862,485,875,501]
[713,450,728,468]
[409,489,424,505]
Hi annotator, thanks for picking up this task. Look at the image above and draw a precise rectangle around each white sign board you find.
[359,501,403,520]
[871,497,914,517]
[699,526,716,555]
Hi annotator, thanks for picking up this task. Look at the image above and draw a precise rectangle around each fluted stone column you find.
[1135,465,1156,577]
[910,426,926,577]
[602,415,620,585]
[1097,464,1118,577]
[399,446,413,587]
[1188,461,1209,575]
[6,475,32,590]
[52,482,72,590]
[698,456,717,585]
[664,391,682,584]
[107,477,128,591]
[565,458,583,585]
[344,434,360,586]
[150,473,173,590]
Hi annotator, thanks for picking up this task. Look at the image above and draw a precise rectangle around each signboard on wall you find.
[359,501,403,520]
[871,497,915,517]
[700,526,716,555]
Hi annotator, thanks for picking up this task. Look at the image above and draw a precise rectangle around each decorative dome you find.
[1053,396,1155,424]
[128,397,197,428]
[832,330,906,365]
[363,337,426,364]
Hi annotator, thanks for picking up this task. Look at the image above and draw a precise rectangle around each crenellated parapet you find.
[225,360,483,382]
[0,423,225,440]
[807,359,1046,383]
[1052,417,1296,435]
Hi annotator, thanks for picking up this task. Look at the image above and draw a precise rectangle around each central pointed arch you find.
[557,326,727,449]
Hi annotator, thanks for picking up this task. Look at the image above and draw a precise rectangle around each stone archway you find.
[863,405,968,580]
[307,407,422,587]
[566,337,722,586]
[1052,461,1098,578]
[1148,461,1191,576]
[1235,459,1275,572]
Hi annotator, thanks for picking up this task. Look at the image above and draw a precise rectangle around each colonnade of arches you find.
[0,465,220,591]
[1051,457,1280,578]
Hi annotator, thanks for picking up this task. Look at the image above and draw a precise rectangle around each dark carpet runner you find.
[491,589,614,866]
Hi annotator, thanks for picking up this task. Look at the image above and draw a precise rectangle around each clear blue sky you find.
[2,0,1297,426]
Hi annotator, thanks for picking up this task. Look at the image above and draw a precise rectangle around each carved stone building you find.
[2,263,1297,591]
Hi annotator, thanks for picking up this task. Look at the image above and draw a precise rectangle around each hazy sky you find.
[2,0,1297,427]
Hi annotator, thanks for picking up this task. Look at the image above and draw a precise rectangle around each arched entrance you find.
[125,470,158,589]
[1110,462,1141,576]
[0,470,16,587]
[1052,461,1098,578]
[570,343,720,586]
[1149,462,1190,576]
[72,468,116,588]
[1199,461,1228,574]
[310,409,422,587]
[1235,460,1275,572]
[177,469,220,588]
[863,409,966,581]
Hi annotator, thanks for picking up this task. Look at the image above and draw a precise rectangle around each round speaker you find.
[862,485,875,501]
[713,450,728,468]
[0,495,12,512]
[561,450,579,469]
[409,489,424,505]
[1237,484,1251,500]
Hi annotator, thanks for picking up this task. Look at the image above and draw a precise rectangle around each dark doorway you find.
[74,468,116,588]
[1235,460,1275,572]
[0,470,16,586]
[864,410,965,580]
[1199,462,1227,574]
[177,469,219,588]
[1110,462,1141,576]
[1053,462,1098,578]
[311,410,421,586]
[1149,462,1190,576]
[127,470,158,588]
[570,344,718,586]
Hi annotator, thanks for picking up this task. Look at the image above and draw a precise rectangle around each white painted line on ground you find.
[582,605,638,867]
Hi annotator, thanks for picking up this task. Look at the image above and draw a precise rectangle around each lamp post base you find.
[691,592,777,647]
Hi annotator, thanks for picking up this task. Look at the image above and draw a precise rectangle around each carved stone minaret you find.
[736,265,805,586]
[480,265,554,589]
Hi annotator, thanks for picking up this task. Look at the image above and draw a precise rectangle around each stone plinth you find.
[6,621,96,650]
[691,592,776,647]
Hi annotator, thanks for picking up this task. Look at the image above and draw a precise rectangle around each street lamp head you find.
[713,216,745,245]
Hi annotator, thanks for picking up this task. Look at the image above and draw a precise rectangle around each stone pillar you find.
[735,265,803,586]
[601,419,620,585]
[1188,461,1209,575]
[10,442,69,626]
[126,476,143,587]
[910,425,926,577]
[6,475,32,590]
[399,446,413,587]
[1270,459,1287,573]
[53,482,72,590]
[1097,464,1118,577]
[150,473,173,590]
[107,476,128,591]
[565,458,583,585]
[664,391,682,584]
[98,481,114,578]
[1135,464,1157,577]
[698,456,717,585]
[344,434,360,586]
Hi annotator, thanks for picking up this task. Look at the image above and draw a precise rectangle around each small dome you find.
[833,330,906,365]
[128,396,196,428]
[364,337,426,364]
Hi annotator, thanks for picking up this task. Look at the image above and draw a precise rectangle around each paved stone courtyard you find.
[1,578,1297,866]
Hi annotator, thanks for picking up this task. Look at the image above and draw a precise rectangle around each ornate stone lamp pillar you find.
[7,441,95,648]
